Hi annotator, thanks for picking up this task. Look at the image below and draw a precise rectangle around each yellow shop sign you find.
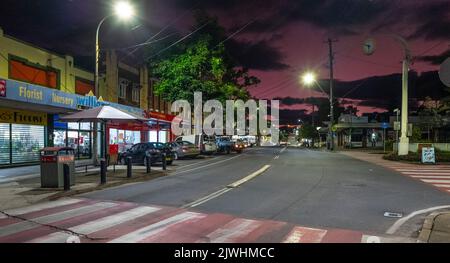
[0,108,47,126]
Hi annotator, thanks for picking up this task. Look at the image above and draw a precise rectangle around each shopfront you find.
[0,108,47,165]
[146,111,175,144]
[0,79,79,167]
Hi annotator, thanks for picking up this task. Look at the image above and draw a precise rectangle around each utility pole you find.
[327,38,338,151]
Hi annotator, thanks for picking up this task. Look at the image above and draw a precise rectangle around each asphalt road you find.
[83,147,450,235]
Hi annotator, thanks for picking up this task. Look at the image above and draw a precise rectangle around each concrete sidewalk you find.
[419,212,450,243]
[0,165,170,212]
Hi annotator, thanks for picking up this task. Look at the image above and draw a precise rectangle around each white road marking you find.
[204,218,262,243]
[4,199,82,216]
[109,212,205,243]
[421,179,450,184]
[402,172,450,176]
[283,227,327,243]
[274,156,280,160]
[398,170,450,172]
[361,235,381,243]
[227,165,271,188]
[173,154,243,175]
[0,213,7,219]
[434,184,450,188]
[183,188,233,208]
[0,202,117,238]
[411,176,450,179]
[280,147,287,154]
[386,205,450,235]
[27,206,161,243]
[183,165,271,208]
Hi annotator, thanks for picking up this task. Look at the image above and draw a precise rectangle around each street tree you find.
[148,11,260,104]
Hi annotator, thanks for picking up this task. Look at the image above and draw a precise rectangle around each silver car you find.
[167,141,201,159]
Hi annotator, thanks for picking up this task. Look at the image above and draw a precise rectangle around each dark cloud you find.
[408,2,450,40]
[227,40,289,71]
[417,49,450,66]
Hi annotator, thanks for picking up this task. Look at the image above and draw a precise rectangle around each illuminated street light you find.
[93,1,135,165]
[301,72,317,86]
[114,1,135,20]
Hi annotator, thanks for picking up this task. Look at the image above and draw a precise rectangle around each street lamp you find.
[301,71,334,151]
[95,1,135,97]
[94,1,134,164]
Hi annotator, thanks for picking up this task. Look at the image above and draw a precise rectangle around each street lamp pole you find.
[327,38,337,151]
[95,16,111,97]
[392,36,412,156]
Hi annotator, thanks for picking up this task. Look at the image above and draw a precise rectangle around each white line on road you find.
[227,165,271,188]
[173,154,244,175]
[411,175,450,179]
[183,164,271,208]
[421,179,450,184]
[386,205,450,235]
[182,188,233,208]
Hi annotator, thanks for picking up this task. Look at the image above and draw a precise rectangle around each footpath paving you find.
[341,151,450,243]
[0,165,169,212]
[0,197,416,243]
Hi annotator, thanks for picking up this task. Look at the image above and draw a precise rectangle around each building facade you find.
[0,27,174,167]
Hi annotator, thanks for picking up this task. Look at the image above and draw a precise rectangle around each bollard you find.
[146,155,151,174]
[100,159,107,185]
[63,164,70,191]
[162,153,167,171]
[127,156,132,178]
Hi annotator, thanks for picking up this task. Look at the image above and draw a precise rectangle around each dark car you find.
[118,142,174,166]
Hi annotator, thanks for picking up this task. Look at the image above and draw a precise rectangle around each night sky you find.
[0,0,449,114]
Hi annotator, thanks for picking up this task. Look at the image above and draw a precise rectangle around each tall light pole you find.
[363,35,411,156]
[93,1,134,163]
[327,39,338,151]
[95,1,135,97]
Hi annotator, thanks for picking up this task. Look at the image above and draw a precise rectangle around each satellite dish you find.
[363,38,376,56]
[439,58,450,87]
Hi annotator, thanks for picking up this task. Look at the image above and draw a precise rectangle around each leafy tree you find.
[148,11,260,104]
[299,124,318,139]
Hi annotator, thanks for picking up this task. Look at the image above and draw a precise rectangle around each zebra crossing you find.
[0,198,412,243]
[343,152,450,194]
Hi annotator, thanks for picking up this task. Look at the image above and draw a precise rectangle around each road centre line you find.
[227,165,271,188]
[183,164,271,208]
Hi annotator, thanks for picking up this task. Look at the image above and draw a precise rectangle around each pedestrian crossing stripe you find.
[0,198,414,243]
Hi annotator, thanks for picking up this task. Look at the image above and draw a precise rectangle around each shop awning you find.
[58,105,149,123]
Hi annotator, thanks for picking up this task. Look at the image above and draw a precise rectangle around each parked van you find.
[175,134,217,154]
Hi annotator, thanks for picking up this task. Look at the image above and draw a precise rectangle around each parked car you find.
[118,142,174,166]
[175,135,217,154]
[167,141,201,159]
[216,136,234,154]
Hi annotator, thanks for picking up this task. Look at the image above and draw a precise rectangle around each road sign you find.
[422,147,436,164]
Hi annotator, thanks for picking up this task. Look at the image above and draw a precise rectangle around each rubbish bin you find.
[40,147,76,188]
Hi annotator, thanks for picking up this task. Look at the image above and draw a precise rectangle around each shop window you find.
[53,130,66,148]
[119,78,128,99]
[80,122,92,131]
[0,124,10,165]
[79,131,91,159]
[159,131,168,143]
[68,123,79,130]
[9,58,58,89]
[149,131,158,143]
[132,87,140,102]
[11,124,45,164]
[75,79,94,95]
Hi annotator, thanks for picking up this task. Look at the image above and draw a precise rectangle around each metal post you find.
[327,38,337,151]
[100,159,107,185]
[63,164,70,191]
[398,59,410,155]
[127,156,132,178]
[146,156,151,174]
[162,153,167,171]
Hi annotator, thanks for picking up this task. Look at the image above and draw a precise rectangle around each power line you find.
[146,21,212,60]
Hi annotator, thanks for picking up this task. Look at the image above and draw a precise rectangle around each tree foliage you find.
[148,11,260,104]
